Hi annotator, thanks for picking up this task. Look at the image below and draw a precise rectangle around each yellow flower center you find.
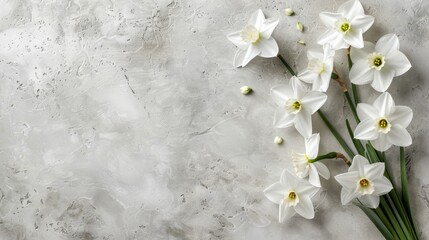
[359,178,369,187]
[341,23,350,32]
[373,57,383,67]
[368,52,386,70]
[241,25,260,44]
[288,191,296,199]
[379,119,388,128]
[292,101,301,110]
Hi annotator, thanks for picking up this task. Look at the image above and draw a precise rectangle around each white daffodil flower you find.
[271,76,327,138]
[318,0,374,50]
[298,44,335,92]
[354,92,413,151]
[349,34,412,92]
[264,169,320,222]
[292,133,330,187]
[335,155,393,208]
[227,9,279,67]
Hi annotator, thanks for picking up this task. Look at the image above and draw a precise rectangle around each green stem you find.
[344,91,360,123]
[385,195,414,240]
[380,197,408,240]
[317,110,355,159]
[277,54,296,76]
[347,47,360,105]
[309,152,350,166]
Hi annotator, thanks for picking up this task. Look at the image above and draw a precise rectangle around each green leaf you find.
[355,203,395,240]
[400,147,411,219]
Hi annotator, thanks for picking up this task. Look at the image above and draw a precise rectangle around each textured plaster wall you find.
[0,0,428,239]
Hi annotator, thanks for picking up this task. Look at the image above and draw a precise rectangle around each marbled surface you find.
[0,0,428,239]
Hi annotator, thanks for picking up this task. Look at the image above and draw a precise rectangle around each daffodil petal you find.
[274,108,295,128]
[371,134,392,152]
[375,33,399,56]
[296,181,319,198]
[349,60,374,85]
[351,15,374,32]
[307,49,324,60]
[294,195,315,219]
[279,199,296,222]
[364,162,385,180]
[280,169,299,189]
[260,18,279,39]
[317,72,331,92]
[290,76,308,100]
[264,182,285,203]
[301,91,327,114]
[387,125,412,147]
[258,37,279,58]
[373,177,393,196]
[335,171,360,189]
[343,28,364,48]
[350,42,375,63]
[305,133,320,159]
[248,9,265,30]
[371,67,395,92]
[308,164,321,187]
[386,50,412,76]
[227,31,249,50]
[338,0,365,20]
[318,30,349,50]
[271,85,294,107]
[357,103,378,121]
[319,12,343,28]
[373,92,396,117]
[358,195,380,209]
[314,162,330,180]
[350,155,369,176]
[238,44,261,67]
[340,187,358,205]
[298,70,317,84]
[389,106,413,128]
[294,112,312,138]
[354,119,378,140]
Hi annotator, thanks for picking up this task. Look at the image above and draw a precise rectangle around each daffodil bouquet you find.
[227,1,419,239]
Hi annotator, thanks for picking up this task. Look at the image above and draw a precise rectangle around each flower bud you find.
[297,40,306,45]
[240,86,252,95]
[296,22,304,32]
[274,136,283,144]
[284,8,294,16]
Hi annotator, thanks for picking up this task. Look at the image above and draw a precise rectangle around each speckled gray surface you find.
[0,0,428,239]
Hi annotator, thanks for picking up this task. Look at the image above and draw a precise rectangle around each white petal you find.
[341,187,358,205]
[308,164,321,187]
[373,92,396,117]
[371,67,395,92]
[371,134,392,152]
[307,49,324,60]
[349,60,374,85]
[344,29,364,48]
[349,155,369,176]
[274,108,295,128]
[318,30,348,50]
[305,133,320,159]
[298,70,317,84]
[301,91,328,114]
[357,103,379,121]
[279,199,296,222]
[335,171,360,189]
[290,76,308,100]
[351,15,374,32]
[264,182,285,203]
[389,106,413,128]
[240,44,261,67]
[358,195,380,209]
[317,72,331,92]
[271,85,294,107]
[294,112,312,138]
[373,177,393,196]
[350,42,375,63]
[375,34,399,56]
[296,180,319,198]
[227,31,249,50]
[260,18,279,39]
[364,162,385,180]
[386,125,412,147]
[354,119,378,140]
[294,195,315,219]
[314,162,330,180]
[248,9,265,30]
[386,51,412,76]
[338,0,364,20]
[280,169,300,189]
[319,12,343,28]
[258,37,279,58]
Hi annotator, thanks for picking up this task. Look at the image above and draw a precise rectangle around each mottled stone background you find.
[0,0,428,239]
